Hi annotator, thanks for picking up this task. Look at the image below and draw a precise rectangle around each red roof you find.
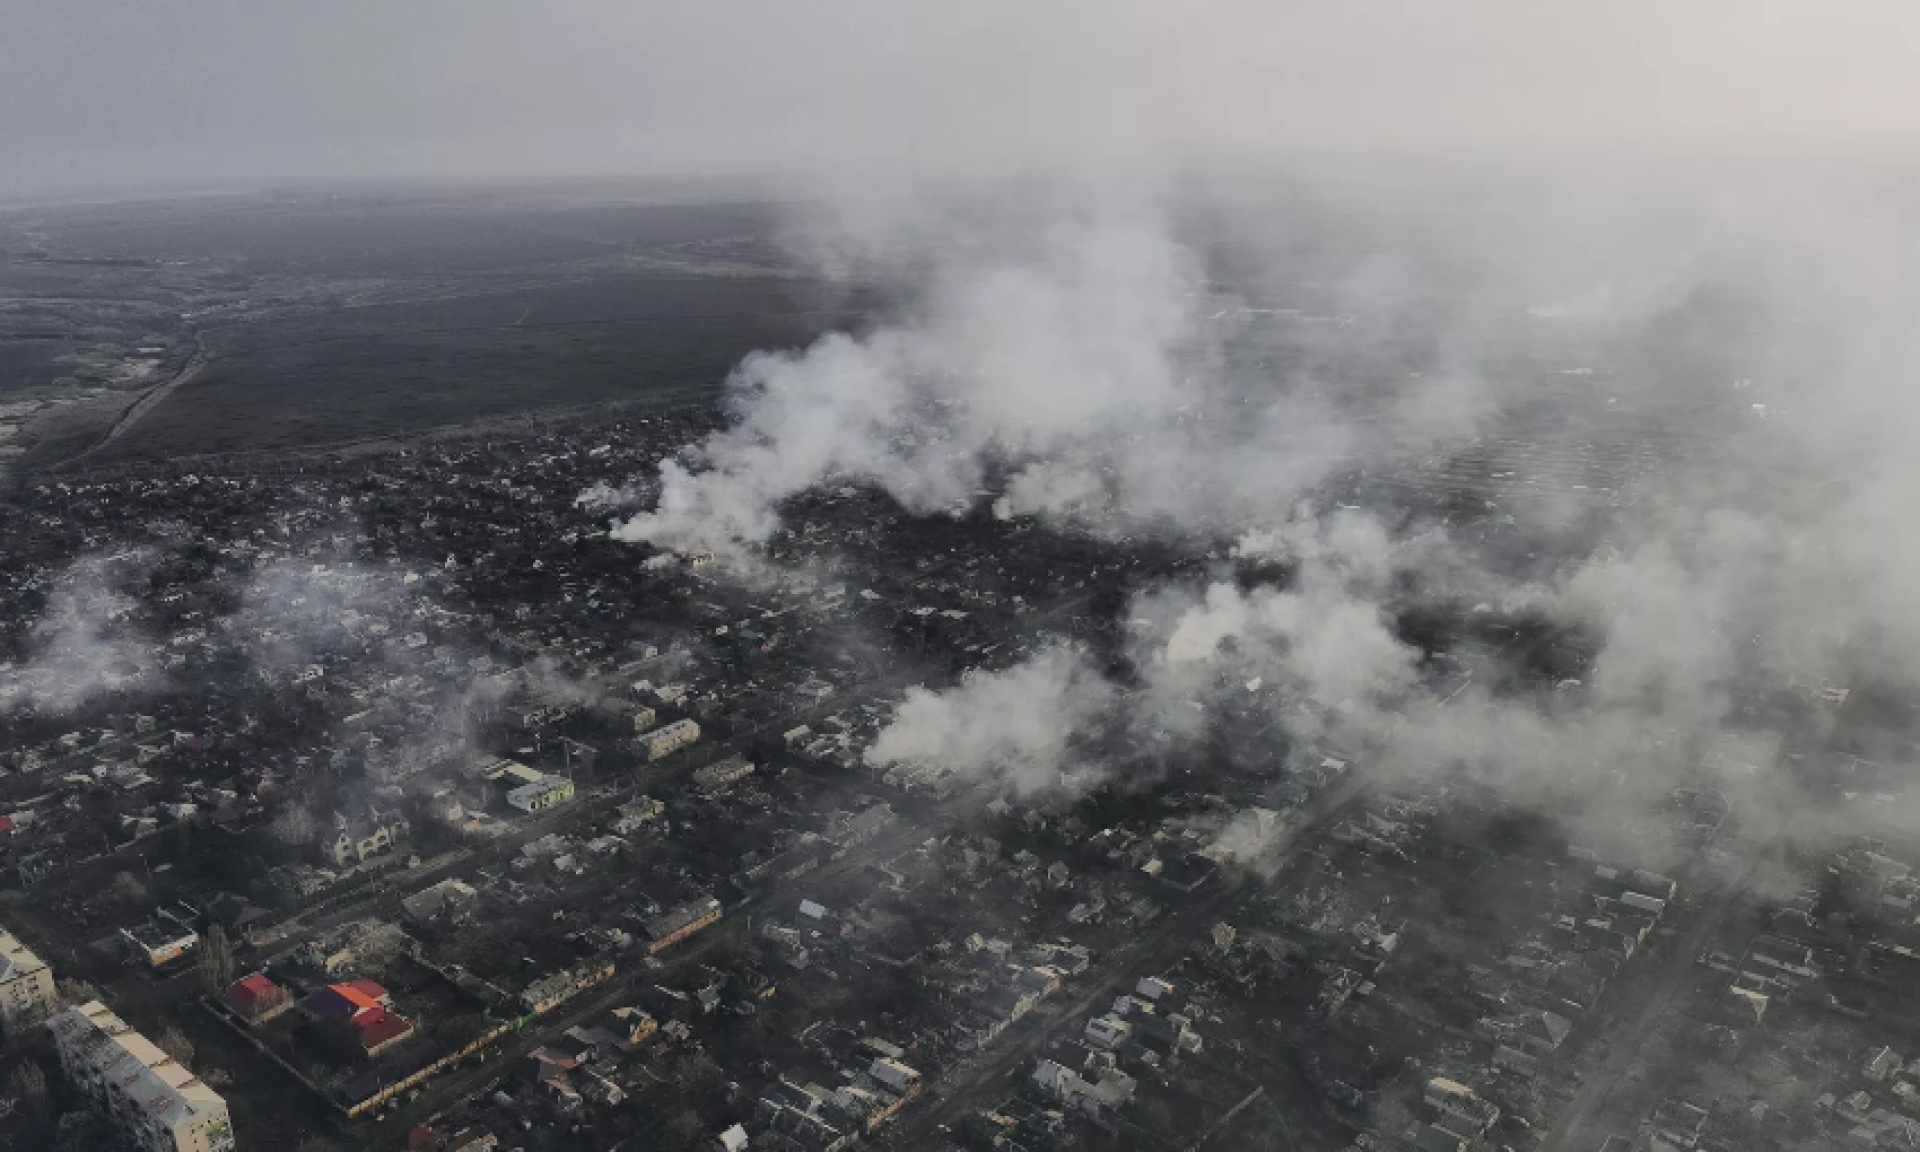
[353,1007,414,1050]
[226,972,285,1013]
[303,986,368,1022]
[329,981,385,1013]
[344,978,389,1005]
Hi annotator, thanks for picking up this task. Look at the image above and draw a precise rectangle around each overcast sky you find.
[5,1,1919,199]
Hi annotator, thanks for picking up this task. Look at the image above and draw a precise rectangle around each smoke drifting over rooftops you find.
[605,162,1920,863]
[7,1,1920,863]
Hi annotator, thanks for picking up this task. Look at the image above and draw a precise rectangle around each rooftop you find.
[0,927,49,983]
[48,1000,226,1130]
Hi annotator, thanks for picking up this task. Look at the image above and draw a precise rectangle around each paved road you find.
[67,340,208,464]
[1536,834,1771,1152]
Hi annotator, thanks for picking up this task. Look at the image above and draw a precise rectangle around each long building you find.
[48,1000,235,1152]
[638,718,700,761]
[0,925,56,1033]
[645,895,721,954]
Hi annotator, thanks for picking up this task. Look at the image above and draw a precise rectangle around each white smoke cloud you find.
[992,460,1109,522]
[1,551,164,715]
[865,643,1114,796]
[591,90,1920,870]
[609,189,1529,561]
[1132,512,1426,750]
[229,556,445,680]
[573,481,647,512]
[613,208,1208,557]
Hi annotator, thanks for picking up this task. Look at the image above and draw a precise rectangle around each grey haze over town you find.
[2,4,1919,1152]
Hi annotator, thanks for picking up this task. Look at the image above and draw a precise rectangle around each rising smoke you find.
[0,550,165,716]
[608,167,1920,862]
[864,642,1114,797]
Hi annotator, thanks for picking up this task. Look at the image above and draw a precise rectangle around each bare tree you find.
[271,802,317,846]
[155,1025,195,1068]
[196,924,235,996]
[110,870,150,906]
[57,977,105,1006]
[51,1107,116,1152]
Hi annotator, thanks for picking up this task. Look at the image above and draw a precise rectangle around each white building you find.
[122,908,200,969]
[1032,1058,1136,1120]
[48,1000,235,1152]
[639,719,700,761]
[506,775,575,813]
[322,805,409,867]
[0,925,56,1032]
[1084,1013,1132,1050]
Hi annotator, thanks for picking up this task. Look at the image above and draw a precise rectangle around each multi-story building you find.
[638,719,700,762]
[48,1000,235,1152]
[322,805,409,867]
[0,925,56,1032]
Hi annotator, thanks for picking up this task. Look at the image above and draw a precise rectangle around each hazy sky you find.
[5,1,1920,198]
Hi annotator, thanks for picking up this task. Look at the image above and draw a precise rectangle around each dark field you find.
[0,186,879,465]
[98,273,871,461]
